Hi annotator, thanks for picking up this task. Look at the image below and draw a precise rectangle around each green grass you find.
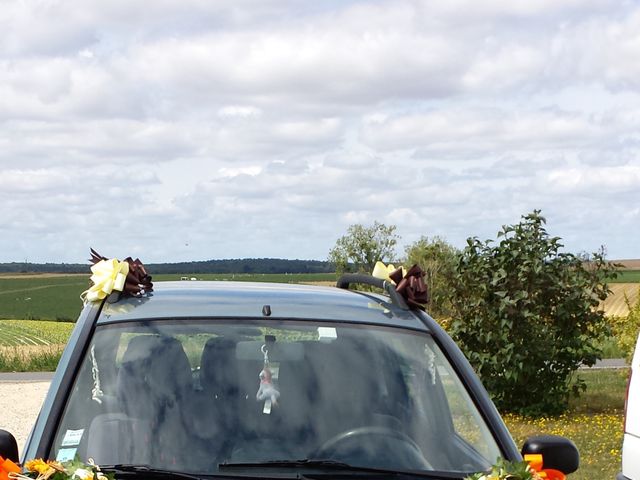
[0,276,87,321]
[0,273,337,321]
[611,270,640,283]
[570,368,627,412]
[504,369,628,480]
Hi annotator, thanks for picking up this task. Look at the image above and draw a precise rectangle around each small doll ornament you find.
[257,366,280,404]
[256,344,280,413]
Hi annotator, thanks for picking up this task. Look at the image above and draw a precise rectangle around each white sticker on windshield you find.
[56,447,77,462]
[61,428,84,447]
[317,327,337,341]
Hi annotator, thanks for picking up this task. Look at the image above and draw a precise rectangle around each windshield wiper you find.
[218,459,462,479]
[102,464,305,480]
[100,464,204,480]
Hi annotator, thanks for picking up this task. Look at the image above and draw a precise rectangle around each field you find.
[0,320,73,371]
[616,260,640,270]
[0,273,337,321]
[612,270,640,283]
[601,283,640,317]
[0,319,74,345]
[1,269,638,329]
[0,275,89,321]
[1,271,638,321]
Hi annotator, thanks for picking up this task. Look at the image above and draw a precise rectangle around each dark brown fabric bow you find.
[388,264,429,310]
[90,248,153,297]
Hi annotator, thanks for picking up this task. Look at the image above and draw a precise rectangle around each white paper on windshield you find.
[61,428,84,447]
[317,327,337,341]
[56,447,77,462]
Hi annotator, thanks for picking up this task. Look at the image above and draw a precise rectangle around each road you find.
[0,374,52,456]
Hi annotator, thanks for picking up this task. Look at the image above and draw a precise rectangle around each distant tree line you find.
[0,258,334,275]
[0,262,89,273]
[149,258,333,274]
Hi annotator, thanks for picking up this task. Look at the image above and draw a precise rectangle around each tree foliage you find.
[449,211,616,415]
[404,236,458,319]
[328,222,399,274]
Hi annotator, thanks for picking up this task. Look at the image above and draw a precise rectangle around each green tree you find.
[449,211,616,415]
[328,222,399,275]
[404,236,458,319]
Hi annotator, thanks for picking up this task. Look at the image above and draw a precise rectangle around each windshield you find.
[50,319,501,475]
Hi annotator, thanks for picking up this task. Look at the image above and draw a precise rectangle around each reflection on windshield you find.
[51,321,500,474]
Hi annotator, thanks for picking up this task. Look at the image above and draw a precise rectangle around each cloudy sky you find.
[1,0,639,263]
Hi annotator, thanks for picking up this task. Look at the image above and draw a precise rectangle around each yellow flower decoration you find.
[81,258,130,303]
[372,261,406,285]
[15,459,113,480]
[24,459,49,475]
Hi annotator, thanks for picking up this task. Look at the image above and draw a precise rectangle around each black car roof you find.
[97,281,428,330]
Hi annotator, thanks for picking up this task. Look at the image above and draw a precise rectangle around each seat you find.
[85,413,152,465]
[185,337,240,441]
[304,337,390,442]
[200,337,240,402]
[86,335,194,467]
[229,348,312,462]
[144,336,194,467]
[86,335,162,464]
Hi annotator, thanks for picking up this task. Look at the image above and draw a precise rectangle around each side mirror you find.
[0,429,19,463]
[521,435,579,474]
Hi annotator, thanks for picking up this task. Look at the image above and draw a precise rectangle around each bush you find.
[404,236,458,319]
[449,211,616,416]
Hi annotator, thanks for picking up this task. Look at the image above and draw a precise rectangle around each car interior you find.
[51,321,493,474]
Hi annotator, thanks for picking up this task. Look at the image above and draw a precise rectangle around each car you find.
[619,332,640,480]
[0,273,579,479]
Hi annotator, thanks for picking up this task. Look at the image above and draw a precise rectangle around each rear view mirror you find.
[521,434,579,474]
[236,340,304,361]
[0,429,19,463]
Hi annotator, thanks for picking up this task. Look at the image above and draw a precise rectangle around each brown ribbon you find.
[89,248,153,297]
[389,264,428,310]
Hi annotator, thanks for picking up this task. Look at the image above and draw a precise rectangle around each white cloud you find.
[0,0,639,262]
[360,107,616,154]
[217,105,262,118]
[547,165,640,192]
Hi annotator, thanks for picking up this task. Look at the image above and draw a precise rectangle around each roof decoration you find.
[81,248,153,303]
[372,261,428,310]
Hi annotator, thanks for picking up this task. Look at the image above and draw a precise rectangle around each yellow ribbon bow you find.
[372,261,406,285]
[81,258,130,303]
